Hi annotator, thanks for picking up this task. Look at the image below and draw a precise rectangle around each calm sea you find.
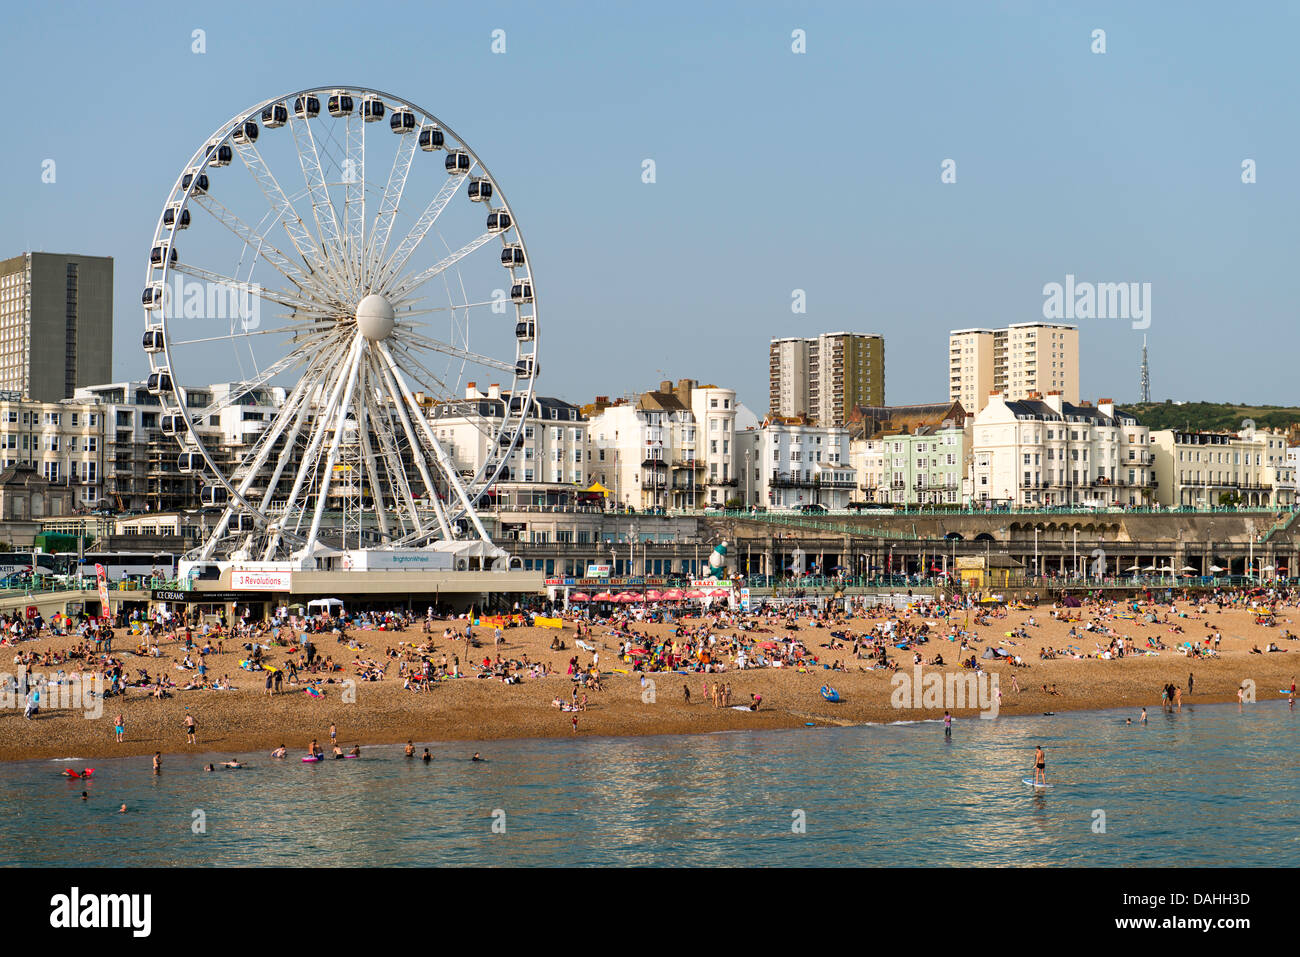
[3,701,1297,866]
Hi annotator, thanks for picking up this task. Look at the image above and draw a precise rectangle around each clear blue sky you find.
[1,0,1296,410]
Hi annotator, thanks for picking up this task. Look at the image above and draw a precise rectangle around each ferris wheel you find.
[141,86,537,563]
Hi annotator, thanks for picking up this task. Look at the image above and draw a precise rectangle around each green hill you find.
[1123,401,1300,435]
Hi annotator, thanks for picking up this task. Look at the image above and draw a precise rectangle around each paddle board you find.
[1022,778,1052,788]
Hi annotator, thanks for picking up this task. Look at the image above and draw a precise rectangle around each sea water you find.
[2,700,1297,866]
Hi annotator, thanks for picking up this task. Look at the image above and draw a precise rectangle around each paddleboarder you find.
[1033,745,1046,786]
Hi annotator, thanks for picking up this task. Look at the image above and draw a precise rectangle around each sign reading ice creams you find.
[231,570,293,591]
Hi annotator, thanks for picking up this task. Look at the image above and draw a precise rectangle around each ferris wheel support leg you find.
[305,335,366,554]
[354,383,391,542]
[377,342,492,544]
[278,338,362,546]
[373,351,453,540]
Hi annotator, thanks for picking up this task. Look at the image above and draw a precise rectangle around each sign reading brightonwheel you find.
[141,87,538,566]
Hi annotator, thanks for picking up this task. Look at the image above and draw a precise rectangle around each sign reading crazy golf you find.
[231,569,293,591]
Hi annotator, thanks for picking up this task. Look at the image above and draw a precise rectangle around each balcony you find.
[770,472,815,489]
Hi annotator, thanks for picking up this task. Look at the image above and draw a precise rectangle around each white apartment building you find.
[688,382,740,506]
[737,418,855,510]
[950,323,1079,413]
[0,391,103,511]
[429,383,586,508]
[585,384,698,510]
[970,392,1153,507]
[1151,426,1295,508]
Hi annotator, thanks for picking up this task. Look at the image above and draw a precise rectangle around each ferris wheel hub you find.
[356,293,396,341]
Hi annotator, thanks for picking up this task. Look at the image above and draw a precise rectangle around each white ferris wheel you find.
[141,86,537,564]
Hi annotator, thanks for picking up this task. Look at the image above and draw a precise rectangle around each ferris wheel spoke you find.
[378,341,492,542]
[343,112,366,291]
[387,231,497,303]
[288,113,352,300]
[192,338,337,421]
[365,133,419,291]
[373,166,474,292]
[167,322,334,348]
[191,195,336,306]
[232,138,338,286]
[394,331,515,375]
[169,262,338,320]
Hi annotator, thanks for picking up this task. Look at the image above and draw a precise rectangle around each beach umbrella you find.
[1209,565,1225,573]
[1263,565,1276,572]
[685,589,706,599]
[1181,566,1197,572]
[644,589,664,601]
[663,588,684,600]
[593,591,615,601]
[615,592,638,603]
[570,592,590,602]
[1142,565,1157,571]
[1125,565,1141,572]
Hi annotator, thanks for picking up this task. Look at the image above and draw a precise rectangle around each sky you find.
[1,0,1296,412]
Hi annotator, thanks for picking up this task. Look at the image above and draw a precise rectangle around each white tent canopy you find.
[307,598,344,609]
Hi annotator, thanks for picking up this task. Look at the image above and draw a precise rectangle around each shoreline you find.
[0,681,1280,764]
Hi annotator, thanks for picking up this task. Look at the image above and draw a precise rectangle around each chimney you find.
[1028,390,1042,400]
[1043,391,1063,414]
[1098,398,1115,418]
[487,383,500,400]
[675,378,695,406]
[465,380,478,399]
[659,380,672,394]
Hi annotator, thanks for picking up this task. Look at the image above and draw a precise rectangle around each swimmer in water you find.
[221,758,242,769]
[119,804,127,814]
[81,791,88,801]
[422,748,432,763]
[271,745,287,758]
[205,764,215,772]
[471,752,483,762]
[405,741,415,757]
[1140,707,1147,723]
[348,745,360,757]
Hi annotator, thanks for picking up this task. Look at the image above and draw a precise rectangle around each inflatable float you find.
[301,755,322,763]
[61,768,94,779]
[820,686,841,703]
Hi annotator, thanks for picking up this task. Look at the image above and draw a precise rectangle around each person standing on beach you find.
[184,711,196,745]
[943,710,952,738]
[330,723,338,747]
[1174,686,1182,712]
[1187,672,1194,697]
[114,713,125,743]
[1033,746,1046,785]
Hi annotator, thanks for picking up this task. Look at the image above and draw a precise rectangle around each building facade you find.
[0,252,114,402]
[585,384,699,510]
[949,323,1078,413]
[971,392,1153,507]
[429,383,587,508]
[849,402,970,506]
[737,418,855,509]
[769,332,884,425]
[1150,426,1295,508]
